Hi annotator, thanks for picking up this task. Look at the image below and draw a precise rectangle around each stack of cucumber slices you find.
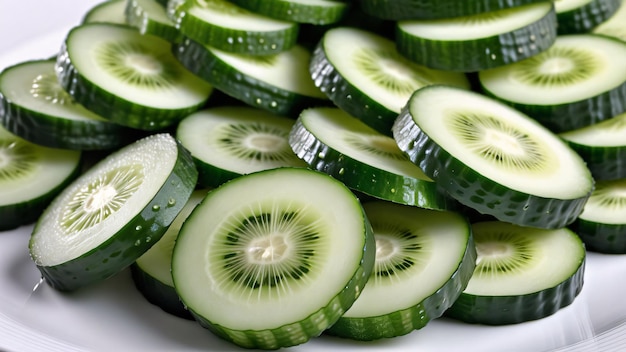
[3,0,626,349]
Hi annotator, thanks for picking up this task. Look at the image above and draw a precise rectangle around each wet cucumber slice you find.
[445,221,586,325]
[0,125,81,231]
[393,85,593,229]
[82,0,128,24]
[478,34,626,133]
[0,59,140,150]
[125,0,182,42]
[396,2,557,72]
[172,167,375,349]
[29,133,198,291]
[56,23,213,131]
[176,106,307,188]
[229,0,349,25]
[326,201,475,341]
[290,107,456,210]
[593,0,626,41]
[555,0,621,34]
[310,26,469,136]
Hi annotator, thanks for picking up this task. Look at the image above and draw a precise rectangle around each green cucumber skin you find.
[191,155,241,189]
[31,140,198,292]
[360,0,549,20]
[445,255,585,325]
[229,0,348,25]
[571,219,626,254]
[326,234,477,341]
[173,38,330,117]
[289,119,458,210]
[556,0,622,34]
[130,264,193,320]
[392,108,591,229]
[125,0,183,43]
[396,7,557,72]
[562,141,626,181]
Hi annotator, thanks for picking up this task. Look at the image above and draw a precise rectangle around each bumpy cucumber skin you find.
[289,118,457,210]
[561,141,626,181]
[31,139,198,292]
[326,235,476,341]
[173,38,329,117]
[360,0,549,20]
[571,220,626,254]
[556,0,621,34]
[125,0,182,43]
[392,107,591,229]
[190,154,241,188]
[229,0,348,25]
[396,5,557,72]
[130,263,193,320]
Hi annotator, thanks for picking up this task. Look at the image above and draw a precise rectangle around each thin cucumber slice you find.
[29,133,198,291]
[176,106,307,188]
[393,85,593,229]
[0,59,140,150]
[172,167,375,349]
[359,0,549,20]
[396,2,557,72]
[478,34,626,133]
[326,201,475,341]
[570,179,626,253]
[555,0,621,34]
[82,0,128,24]
[445,221,586,325]
[0,125,81,231]
[174,38,328,117]
[229,0,349,25]
[310,26,470,136]
[56,23,213,131]
[290,107,456,210]
[560,111,626,180]
[593,0,626,41]
[125,0,182,42]
[168,0,298,55]
[131,189,208,319]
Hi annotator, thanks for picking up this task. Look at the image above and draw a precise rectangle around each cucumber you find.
[173,38,328,117]
[167,0,299,55]
[290,107,456,210]
[0,59,140,150]
[229,0,349,25]
[82,0,128,24]
[0,125,81,231]
[393,85,594,229]
[309,26,470,136]
[396,2,557,72]
[176,106,307,188]
[478,34,626,133]
[125,0,182,42]
[593,0,626,41]
[326,201,475,340]
[555,0,621,34]
[28,133,198,291]
[56,23,213,131]
[445,221,586,325]
[172,167,375,349]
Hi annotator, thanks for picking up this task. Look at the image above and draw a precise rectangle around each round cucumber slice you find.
[445,221,586,325]
[555,0,621,34]
[172,167,375,349]
[82,0,128,24]
[29,133,198,291]
[393,85,593,229]
[290,107,456,210]
[326,201,475,341]
[593,0,626,41]
[229,0,349,25]
[125,0,182,42]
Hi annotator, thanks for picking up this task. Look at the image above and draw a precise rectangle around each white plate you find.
[2,2,626,351]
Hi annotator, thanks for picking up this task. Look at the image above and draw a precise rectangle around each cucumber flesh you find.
[593,0,626,41]
[82,0,128,24]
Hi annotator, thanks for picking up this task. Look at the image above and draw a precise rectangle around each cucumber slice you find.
[310,26,470,136]
[0,59,140,150]
[174,38,328,117]
[593,0,626,41]
[290,107,456,210]
[168,0,298,55]
[125,0,182,42]
[570,179,626,253]
[229,0,349,25]
[555,0,621,34]
[0,125,81,231]
[393,85,593,229]
[28,133,198,291]
[326,201,475,340]
[396,2,557,72]
[131,189,208,319]
[172,167,375,349]
[478,34,626,133]
[56,23,213,131]
[445,221,586,325]
[559,111,626,180]
[177,106,307,188]
[82,0,128,24]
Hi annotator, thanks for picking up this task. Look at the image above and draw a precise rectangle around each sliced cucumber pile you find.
[125,0,181,42]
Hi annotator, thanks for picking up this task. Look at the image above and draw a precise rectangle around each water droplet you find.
[338,168,345,175]
[390,188,396,193]
[134,239,142,246]
[270,101,277,108]
[255,98,262,104]
[135,225,143,231]
[529,34,536,42]
[227,37,234,44]
[346,94,352,100]
[152,205,161,211]
[237,36,243,43]
[167,198,176,207]
[145,236,152,243]
[490,54,497,60]
[318,152,326,159]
